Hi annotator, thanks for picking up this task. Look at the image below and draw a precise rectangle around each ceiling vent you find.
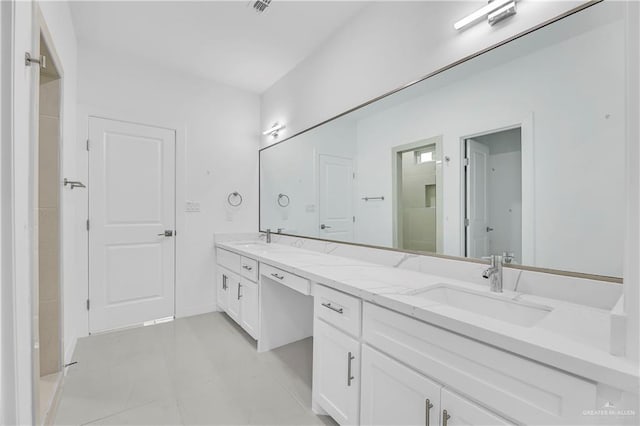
[250,0,271,13]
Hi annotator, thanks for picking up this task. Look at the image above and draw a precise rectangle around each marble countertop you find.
[216,239,639,392]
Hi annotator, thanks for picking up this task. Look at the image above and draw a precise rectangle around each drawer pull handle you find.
[442,410,451,426]
[347,352,355,386]
[321,302,344,314]
[237,283,242,300]
[425,399,433,426]
[271,273,284,280]
[222,275,227,290]
[242,265,253,271]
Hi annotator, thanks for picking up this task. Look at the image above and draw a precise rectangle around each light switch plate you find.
[185,201,201,212]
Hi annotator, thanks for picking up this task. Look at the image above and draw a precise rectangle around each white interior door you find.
[318,154,354,242]
[88,117,175,333]
[466,139,490,258]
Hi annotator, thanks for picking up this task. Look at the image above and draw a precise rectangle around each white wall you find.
[76,45,260,334]
[261,0,586,145]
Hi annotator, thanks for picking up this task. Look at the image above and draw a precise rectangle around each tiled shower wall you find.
[38,76,61,376]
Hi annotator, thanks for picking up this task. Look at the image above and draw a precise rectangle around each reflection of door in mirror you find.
[465,128,522,262]
[318,154,355,242]
[394,136,443,253]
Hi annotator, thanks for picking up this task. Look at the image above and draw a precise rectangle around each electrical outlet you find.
[185,201,201,212]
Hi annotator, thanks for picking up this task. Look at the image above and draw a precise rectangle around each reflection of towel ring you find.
[277,193,290,207]
[228,191,243,207]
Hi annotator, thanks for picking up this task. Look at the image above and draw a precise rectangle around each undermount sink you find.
[411,285,552,327]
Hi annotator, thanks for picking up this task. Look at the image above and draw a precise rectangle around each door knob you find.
[486,226,494,232]
[320,224,332,230]
[157,230,173,237]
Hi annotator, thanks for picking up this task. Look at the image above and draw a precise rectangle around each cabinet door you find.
[361,345,441,426]
[313,319,360,425]
[217,269,229,311]
[226,274,241,323]
[440,389,513,426]
[239,278,259,339]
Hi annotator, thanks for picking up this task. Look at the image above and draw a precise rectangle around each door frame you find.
[33,7,66,423]
[84,114,182,335]
[459,113,534,264]
[391,135,443,251]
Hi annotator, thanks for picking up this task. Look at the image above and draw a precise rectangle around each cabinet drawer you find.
[261,263,310,295]
[363,302,597,425]
[240,256,258,282]
[315,285,361,338]
[216,248,240,273]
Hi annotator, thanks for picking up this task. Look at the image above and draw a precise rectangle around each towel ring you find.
[228,191,243,207]
[277,193,290,207]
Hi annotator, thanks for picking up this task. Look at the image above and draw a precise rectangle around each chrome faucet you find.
[482,255,503,293]
[266,228,272,243]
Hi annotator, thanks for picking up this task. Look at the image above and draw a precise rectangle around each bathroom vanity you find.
[214,238,638,426]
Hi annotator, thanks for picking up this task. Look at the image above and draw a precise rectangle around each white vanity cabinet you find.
[313,285,362,425]
[361,345,442,426]
[216,268,230,311]
[216,248,259,340]
[362,302,597,425]
[313,319,360,425]
[225,273,242,323]
[239,277,259,339]
[440,389,513,426]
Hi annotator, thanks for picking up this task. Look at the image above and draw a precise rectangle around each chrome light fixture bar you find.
[262,122,286,138]
[454,0,517,30]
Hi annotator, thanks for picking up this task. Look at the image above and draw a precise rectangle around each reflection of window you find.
[415,147,435,164]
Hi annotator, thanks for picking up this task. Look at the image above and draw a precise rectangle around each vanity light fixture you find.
[262,122,286,138]
[250,0,271,13]
[454,0,517,30]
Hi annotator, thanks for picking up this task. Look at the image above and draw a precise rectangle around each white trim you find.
[623,0,639,362]
[458,114,534,263]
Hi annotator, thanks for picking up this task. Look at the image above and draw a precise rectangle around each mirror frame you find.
[258,0,623,284]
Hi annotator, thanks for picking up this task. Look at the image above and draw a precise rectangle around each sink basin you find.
[411,285,552,327]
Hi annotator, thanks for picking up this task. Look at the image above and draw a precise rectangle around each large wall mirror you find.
[260,1,628,280]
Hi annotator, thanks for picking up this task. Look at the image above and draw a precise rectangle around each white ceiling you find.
[70,1,369,93]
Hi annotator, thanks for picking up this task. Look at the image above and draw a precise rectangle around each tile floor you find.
[54,313,336,425]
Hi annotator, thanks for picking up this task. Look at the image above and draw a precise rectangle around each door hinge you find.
[86,219,90,231]
[463,158,469,167]
[464,218,470,227]
[86,299,90,310]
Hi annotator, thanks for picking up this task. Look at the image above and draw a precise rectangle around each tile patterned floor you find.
[54,313,335,425]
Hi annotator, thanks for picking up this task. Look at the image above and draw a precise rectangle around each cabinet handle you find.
[425,399,433,426]
[347,352,355,386]
[321,302,344,314]
[237,283,242,300]
[242,265,253,271]
[442,410,451,426]
[222,275,227,290]
[271,273,284,280]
